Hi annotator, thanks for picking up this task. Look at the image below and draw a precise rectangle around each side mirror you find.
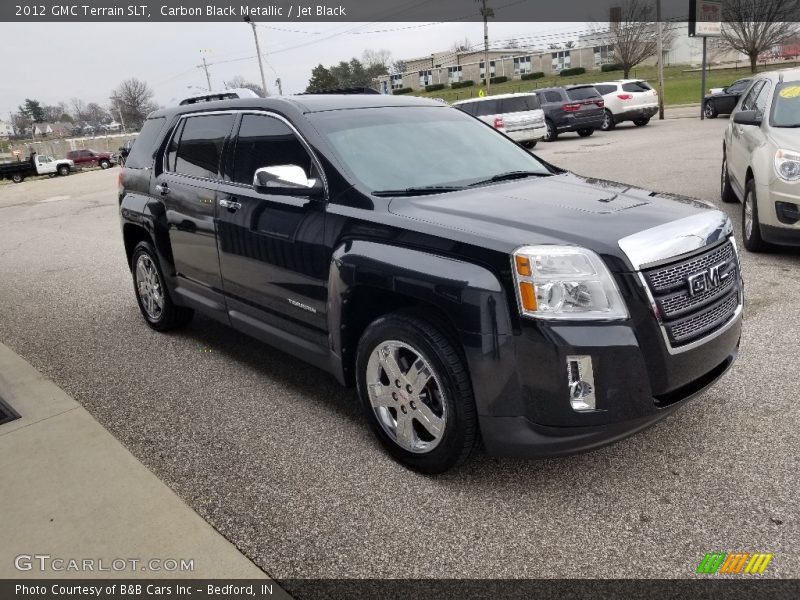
[253,165,323,197]
[733,110,762,126]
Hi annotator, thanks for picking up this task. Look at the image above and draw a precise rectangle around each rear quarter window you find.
[622,81,652,93]
[595,84,617,95]
[455,103,477,116]
[502,96,540,113]
[473,100,501,116]
[125,117,166,170]
[543,91,563,103]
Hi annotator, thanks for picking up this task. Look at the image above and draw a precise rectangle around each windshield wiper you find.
[468,170,552,187]
[372,185,466,197]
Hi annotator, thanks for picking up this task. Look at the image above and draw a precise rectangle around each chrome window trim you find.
[161,109,329,199]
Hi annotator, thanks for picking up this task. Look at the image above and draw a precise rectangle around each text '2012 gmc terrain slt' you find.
[119,95,743,473]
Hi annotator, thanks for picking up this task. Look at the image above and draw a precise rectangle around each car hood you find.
[768,127,799,151]
[387,172,718,271]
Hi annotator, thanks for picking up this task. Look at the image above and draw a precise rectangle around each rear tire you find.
[99,159,111,169]
[356,311,478,474]
[577,128,594,137]
[58,165,70,176]
[600,109,616,131]
[720,152,737,204]
[543,119,558,142]
[742,179,766,252]
[704,101,718,119]
[633,118,651,126]
[131,240,194,331]
[522,140,537,149]
[11,173,23,184]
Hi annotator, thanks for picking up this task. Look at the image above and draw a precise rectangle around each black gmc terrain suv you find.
[119,95,742,473]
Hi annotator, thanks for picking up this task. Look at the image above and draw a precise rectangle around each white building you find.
[0,120,15,138]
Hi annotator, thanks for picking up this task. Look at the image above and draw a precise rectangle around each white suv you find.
[722,68,800,251]
[452,93,546,147]
[593,80,659,131]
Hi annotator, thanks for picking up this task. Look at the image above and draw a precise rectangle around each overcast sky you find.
[0,21,592,118]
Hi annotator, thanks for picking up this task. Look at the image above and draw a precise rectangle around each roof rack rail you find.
[178,88,260,105]
[299,87,381,95]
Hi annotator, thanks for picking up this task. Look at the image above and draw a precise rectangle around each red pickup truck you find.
[66,149,116,169]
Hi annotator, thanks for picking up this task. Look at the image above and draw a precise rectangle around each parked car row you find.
[452,80,659,146]
[0,152,74,183]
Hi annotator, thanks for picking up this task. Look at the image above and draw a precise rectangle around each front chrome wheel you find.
[365,340,446,454]
[135,254,164,320]
[744,190,754,240]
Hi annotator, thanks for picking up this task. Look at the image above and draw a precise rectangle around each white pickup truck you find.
[0,153,74,183]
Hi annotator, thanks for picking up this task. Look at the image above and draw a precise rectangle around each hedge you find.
[560,67,587,77]
[425,83,446,92]
[601,63,623,72]
[451,80,475,89]
[489,76,508,84]
[521,72,545,81]
[392,87,413,95]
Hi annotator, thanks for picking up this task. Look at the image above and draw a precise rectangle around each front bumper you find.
[757,180,800,244]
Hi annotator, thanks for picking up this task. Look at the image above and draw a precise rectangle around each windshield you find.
[771,81,800,127]
[308,106,552,193]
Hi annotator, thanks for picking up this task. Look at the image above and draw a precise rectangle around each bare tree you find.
[362,49,393,70]
[721,0,800,73]
[224,75,264,97]
[564,40,576,49]
[110,78,158,130]
[391,59,407,75]
[601,0,674,78]
[452,37,472,53]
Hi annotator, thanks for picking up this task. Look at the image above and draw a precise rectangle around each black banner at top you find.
[2,0,800,23]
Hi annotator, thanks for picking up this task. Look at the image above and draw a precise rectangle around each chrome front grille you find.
[642,240,741,348]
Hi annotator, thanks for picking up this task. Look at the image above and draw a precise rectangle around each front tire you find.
[577,128,594,137]
[742,178,766,252]
[720,152,737,203]
[633,117,650,126]
[704,101,718,119]
[356,312,478,474]
[601,109,616,131]
[58,165,70,176]
[99,159,111,169]
[131,241,194,331]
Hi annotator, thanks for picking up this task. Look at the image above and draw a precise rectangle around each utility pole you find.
[656,0,665,120]
[109,96,126,134]
[700,36,708,120]
[275,78,283,95]
[480,0,494,93]
[199,49,212,91]
[244,16,269,97]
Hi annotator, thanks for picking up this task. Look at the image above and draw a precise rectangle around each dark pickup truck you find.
[119,95,743,473]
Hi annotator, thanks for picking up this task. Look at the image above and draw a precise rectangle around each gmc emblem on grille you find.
[686,262,730,296]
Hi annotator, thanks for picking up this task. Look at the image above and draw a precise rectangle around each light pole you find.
[110,96,126,134]
[199,49,212,91]
[244,16,269,96]
[656,0,665,120]
[479,0,494,93]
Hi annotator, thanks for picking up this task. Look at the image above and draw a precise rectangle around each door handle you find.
[219,198,242,212]
[155,183,169,196]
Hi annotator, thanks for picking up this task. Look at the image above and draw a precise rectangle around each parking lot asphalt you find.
[0,116,797,579]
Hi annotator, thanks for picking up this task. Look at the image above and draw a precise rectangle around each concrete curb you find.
[0,341,278,583]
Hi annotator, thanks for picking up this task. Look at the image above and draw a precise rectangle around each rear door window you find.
[622,81,652,93]
[473,100,500,116]
[172,114,235,180]
[125,117,166,169]
[544,91,562,103]
[566,87,601,100]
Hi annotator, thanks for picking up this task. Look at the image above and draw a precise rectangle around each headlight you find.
[512,245,629,321]
[775,149,800,182]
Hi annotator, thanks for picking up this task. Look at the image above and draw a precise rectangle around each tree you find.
[84,103,110,129]
[452,37,472,53]
[224,75,264,97]
[18,99,45,123]
[362,49,392,70]
[721,0,800,73]
[564,40,576,49]
[110,78,158,130]
[601,0,674,78]
[10,111,31,137]
[42,102,70,123]
[306,64,339,92]
[392,59,407,75]
[547,43,562,50]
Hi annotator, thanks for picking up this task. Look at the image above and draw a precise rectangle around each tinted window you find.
[622,81,651,93]
[544,91,562,103]
[455,103,477,116]
[753,81,772,115]
[173,114,234,179]
[165,120,184,172]
[502,95,540,113]
[126,117,165,169]
[66,151,76,159]
[231,114,312,186]
[595,84,617,95]
[473,100,501,116]
[566,86,601,100]
[728,79,750,94]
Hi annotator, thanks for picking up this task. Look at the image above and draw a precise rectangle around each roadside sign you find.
[479,89,486,97]
[689,0,722,37]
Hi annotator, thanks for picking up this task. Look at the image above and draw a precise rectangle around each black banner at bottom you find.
[3,579,799,600]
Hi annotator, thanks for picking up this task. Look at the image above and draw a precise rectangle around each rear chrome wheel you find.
[135,254,164,321]
[130,240,194,330]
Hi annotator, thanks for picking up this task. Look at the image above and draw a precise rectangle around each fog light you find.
[566,355,596,412]
[776,201,800,225]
